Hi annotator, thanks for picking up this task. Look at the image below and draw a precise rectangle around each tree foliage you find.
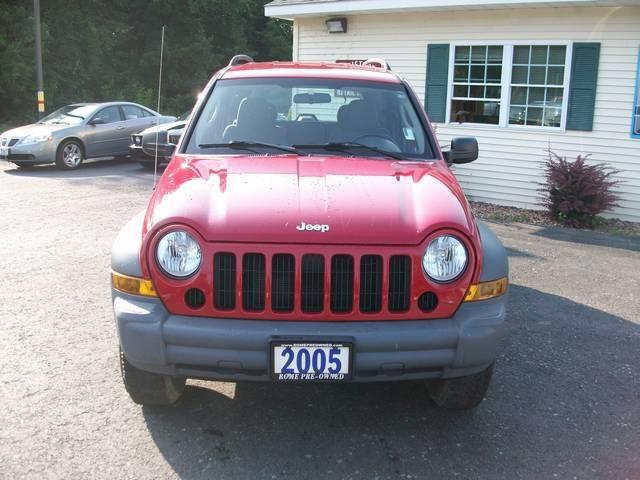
[0,0,291,127]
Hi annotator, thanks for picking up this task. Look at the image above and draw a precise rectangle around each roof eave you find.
[264,0,633,18]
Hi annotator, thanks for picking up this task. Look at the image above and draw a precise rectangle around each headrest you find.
[237,97,276,125]
[339,100,378,128]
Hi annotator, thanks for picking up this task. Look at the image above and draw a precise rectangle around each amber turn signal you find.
[111,271,158,297]
[463,277,508,302]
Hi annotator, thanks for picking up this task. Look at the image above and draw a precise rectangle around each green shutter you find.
[425,44,450,123]
[566,42,600,131]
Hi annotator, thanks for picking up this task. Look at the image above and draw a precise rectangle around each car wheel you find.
[428,363,494,410]
[119,349,185,406]
[56,140,84,169]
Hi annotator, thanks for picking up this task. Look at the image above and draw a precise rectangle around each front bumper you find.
[0,140,57,164]
[114,290,507,382]
[128,144,169,165]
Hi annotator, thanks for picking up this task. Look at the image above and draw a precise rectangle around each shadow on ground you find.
[3,157,167,193]
[2,157,139,178]
[532,225,640,252]
[141,285,640,479]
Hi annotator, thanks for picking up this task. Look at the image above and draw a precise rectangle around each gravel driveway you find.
[1,159,639,479]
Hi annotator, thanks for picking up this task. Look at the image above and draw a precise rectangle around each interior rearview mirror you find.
[293,92,332,104]
[443,137,478,165]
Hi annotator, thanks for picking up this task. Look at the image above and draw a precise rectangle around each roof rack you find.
[362,58,391,72]
[228,54,254,67]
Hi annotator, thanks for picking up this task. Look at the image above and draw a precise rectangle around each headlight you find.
[21,132,52,144]
[422,235,467,282]
[132,135,142,146]
[156,230,202,278]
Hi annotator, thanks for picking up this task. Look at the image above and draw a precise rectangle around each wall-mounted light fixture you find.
[326,17,347,34]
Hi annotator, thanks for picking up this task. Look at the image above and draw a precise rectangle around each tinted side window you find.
[122,105,145,120]
[95,106,122,124]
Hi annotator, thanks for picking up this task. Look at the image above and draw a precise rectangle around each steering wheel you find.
[296,113,318,122]
[351,133,401,152]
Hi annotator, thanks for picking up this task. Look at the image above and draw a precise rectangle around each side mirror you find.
[89,117,105,126]
[443,137,478,164]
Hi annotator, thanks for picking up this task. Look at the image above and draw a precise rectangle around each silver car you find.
[0,102,175,169]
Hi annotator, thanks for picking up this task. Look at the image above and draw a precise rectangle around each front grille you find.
[242,253,265,311]
[331,255,354,313]
[389,255,411,312]
[210,252,415,316]
[360,255,383,313]
[301,254,324,313]
[272,254,295,312]
[213,252,236,309]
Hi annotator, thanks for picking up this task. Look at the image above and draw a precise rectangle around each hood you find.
[139,120,186,136]
[143,155,476,246]
[1,123,70,139]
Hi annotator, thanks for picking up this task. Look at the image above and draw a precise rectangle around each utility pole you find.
[34,0,45,118]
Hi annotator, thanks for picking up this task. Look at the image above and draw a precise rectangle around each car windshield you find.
[39,105,96,125]
[185,78,434,159]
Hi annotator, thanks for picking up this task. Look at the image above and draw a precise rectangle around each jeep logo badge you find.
[296,222,330,233]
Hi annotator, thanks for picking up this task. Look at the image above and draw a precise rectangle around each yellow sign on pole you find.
[37,90,45,113]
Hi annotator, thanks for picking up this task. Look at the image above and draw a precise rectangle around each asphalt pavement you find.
[1,158,639,479]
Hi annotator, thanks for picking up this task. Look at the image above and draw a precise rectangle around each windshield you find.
[185,78,434,159]
[39,105,96,125]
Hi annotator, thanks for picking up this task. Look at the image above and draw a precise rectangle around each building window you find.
[447,43,571,129]
[451,45,503,125]
[633,50,640,138]
[509,45,566,127]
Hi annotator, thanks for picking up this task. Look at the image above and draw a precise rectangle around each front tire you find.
[428,364,494,410]
[56,139,84,169]
[119,349,185,406]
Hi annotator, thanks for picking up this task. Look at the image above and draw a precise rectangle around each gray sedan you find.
[0,102,175,169]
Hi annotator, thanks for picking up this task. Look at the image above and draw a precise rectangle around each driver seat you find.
[223,97,285,144]
[330,100,390,143]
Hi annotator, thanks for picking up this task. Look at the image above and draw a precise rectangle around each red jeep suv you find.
[111,56,508,410]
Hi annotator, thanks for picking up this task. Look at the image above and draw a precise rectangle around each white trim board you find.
[265,0,640,18]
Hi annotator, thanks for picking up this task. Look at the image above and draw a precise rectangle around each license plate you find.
[272,342,351,382]
[0,146,8,158]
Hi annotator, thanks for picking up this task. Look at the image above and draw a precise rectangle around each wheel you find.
[56,139,84,169]
[428,363,494,410]
[119,349,185,406]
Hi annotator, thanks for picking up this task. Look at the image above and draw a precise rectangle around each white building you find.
[265,0,640,222]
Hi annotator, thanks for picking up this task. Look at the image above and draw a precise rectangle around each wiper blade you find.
[198,141,306,156]
[293,142,404,161]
